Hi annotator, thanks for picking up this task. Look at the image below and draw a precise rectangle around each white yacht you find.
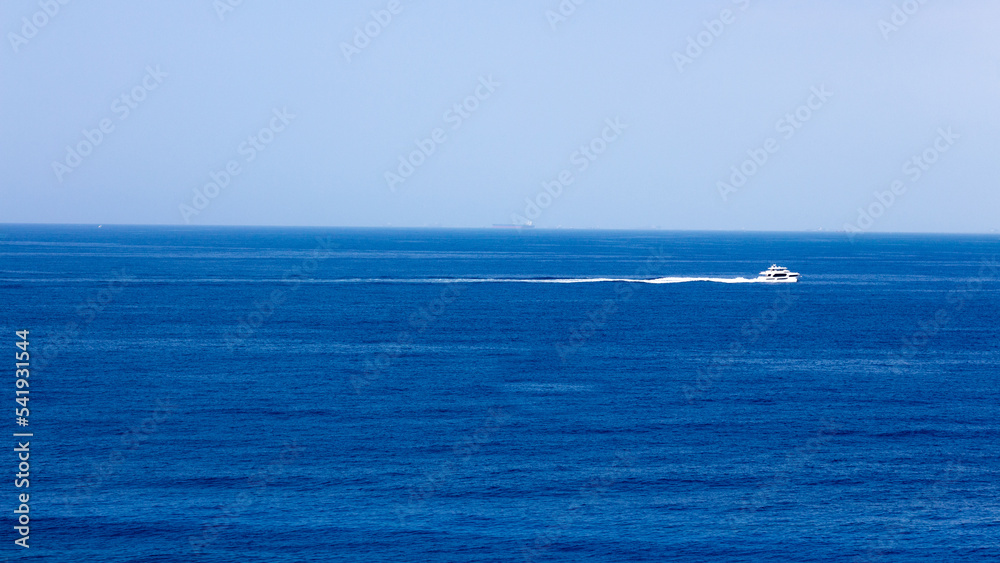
[757,264,799,282]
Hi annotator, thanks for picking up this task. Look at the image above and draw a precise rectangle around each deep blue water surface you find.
[2,225,999,561]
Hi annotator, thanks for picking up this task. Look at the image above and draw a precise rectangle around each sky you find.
[1,0,998,232]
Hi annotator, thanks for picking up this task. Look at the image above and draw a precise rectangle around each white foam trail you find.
[0,276,769,284]
[515,277,762,284]
[645,276,761,284]
[332,276,766,284]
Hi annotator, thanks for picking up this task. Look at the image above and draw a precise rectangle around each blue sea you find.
[2,225,999,562]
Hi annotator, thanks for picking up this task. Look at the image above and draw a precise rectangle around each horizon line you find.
[1,222,998,236]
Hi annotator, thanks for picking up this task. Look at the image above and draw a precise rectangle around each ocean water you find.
[2,225,999,562]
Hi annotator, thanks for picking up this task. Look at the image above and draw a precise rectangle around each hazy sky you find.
[2,0,998,231]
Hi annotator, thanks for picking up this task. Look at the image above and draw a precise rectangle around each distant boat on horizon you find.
[492,222,534,229]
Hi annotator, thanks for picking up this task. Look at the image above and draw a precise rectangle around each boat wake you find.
[0,275,772,285]
[508,276,762,284]
[316,276,765,284]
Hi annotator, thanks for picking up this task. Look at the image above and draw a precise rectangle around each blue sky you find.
[1,0,998,231]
